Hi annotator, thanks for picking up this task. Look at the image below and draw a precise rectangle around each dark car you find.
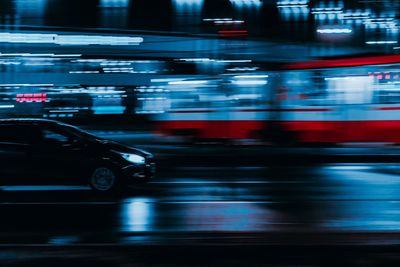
[0,119,155,193]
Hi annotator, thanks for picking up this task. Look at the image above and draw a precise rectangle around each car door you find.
[28,125,90,185]
[0,124,34,185]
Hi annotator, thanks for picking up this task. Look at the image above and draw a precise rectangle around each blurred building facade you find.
[0,0,400,49]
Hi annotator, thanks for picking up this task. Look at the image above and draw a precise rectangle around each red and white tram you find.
[154,55,400,144]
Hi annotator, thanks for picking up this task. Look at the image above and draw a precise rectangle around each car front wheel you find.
[90,167,121,194]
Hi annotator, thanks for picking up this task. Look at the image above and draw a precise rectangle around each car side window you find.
[0,125,33,145]
[42,130,70,143]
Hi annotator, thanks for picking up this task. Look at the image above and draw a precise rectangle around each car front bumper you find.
[122,161,156,184]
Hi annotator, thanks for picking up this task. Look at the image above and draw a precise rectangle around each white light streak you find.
[234,75,269,79]
[366,40,398,45]
[0,32,143,46]
[317,28,352,34]
[0,105,15,109]
[168,80,208,85]
[232,80,268,86]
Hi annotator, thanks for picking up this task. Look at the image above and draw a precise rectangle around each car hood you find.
[98,140,152,158]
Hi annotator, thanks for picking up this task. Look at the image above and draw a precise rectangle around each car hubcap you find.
[91,167,115,191]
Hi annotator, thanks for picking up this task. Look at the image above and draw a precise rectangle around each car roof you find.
[0,118,60,126]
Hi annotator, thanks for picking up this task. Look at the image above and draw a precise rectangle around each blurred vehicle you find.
[154,77,272,141]
[154,55,400,144]
[278,54,400,144]
[0,119,155,193]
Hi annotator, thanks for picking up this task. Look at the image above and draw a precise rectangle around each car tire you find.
[89,166,123,194]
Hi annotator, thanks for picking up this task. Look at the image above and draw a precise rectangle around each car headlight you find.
[121,153,146,164]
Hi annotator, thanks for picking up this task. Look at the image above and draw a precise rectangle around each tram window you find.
[372,73,400,104]
[283,71,331,105]
[229,85,268,108]
[283,70,377,105]
[325,75,373,104]
[169,88,222,110]
[376,91,400,104]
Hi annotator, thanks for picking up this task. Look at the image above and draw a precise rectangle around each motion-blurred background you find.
[2,0,400,145]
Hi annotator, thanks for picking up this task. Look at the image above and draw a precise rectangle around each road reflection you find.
[122,197,155,232]
[321,164,400,231]
[1,163,400,242]
[119,164,400,233]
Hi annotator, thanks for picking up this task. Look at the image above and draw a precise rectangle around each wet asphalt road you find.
[2,162,400,246]
[3,132,400,265]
